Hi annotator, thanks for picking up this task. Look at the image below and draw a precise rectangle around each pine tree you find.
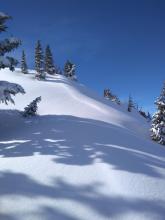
[139,109,147,118]
[64,60,76,79]
[0,12,24,104]
[23,96,41,117]
[21,50,28,74]
[104,89,120,104]
[128,95,134,112]
[35,40,45,80]
[0,12,21,71]
[45,45,56,75]
[151,82,165,145]
[147,112,152,122]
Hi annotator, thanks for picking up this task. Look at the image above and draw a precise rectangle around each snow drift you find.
[0,69,165,220]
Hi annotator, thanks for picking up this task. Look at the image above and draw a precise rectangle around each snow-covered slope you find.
[0,69,165,220]
[0,69,148,138]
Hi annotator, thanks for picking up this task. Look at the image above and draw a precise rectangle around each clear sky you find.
[1,0,165,112]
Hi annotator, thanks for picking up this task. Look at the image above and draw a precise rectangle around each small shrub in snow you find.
[23,96,41,117]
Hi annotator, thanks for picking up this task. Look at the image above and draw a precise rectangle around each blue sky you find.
[1,0,165,112]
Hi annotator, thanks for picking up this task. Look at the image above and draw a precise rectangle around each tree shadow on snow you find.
[0,171,165,220]
[0,110,165,179]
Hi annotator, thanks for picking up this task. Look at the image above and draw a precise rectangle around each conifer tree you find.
[139,109,147,118]
[0,12,24,104]
[151,82,165,145]
[35,40,45,80]
[128,95,134,112]
[21,50,28,74]
[45,45,56,75]
[0,12,21,71]
[104,89,120,104]
[64,60,76,80]
[147,112,152,122]
[23,96,41,117]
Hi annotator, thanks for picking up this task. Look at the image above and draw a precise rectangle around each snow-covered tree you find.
[21,50,28,74]
[45,45,56,75]
[128,95,134,112]
[104,89,120,105]
[0,12,21,71]
[0,81,25,104]
[151,82,165,145]
[0,12,24,104]
[64,60,77,80]
[35,40,45,80]
[23,96,41,117]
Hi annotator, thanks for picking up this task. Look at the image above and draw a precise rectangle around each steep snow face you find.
[0,69,148,138]
[0,69,165,220]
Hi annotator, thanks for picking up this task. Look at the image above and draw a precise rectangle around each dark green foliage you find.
[35,40,45,80]
[23,96,41,117]
[0,38,20,56]
[64,60,76,79]
[0,12,21,71]
[0,12,24,104]
[21,50,28,74]
[128,95,134,112]
[45,45,56,75]
[139,109,147,118]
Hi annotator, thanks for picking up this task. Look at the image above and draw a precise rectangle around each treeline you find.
[21,41,77,80]
[103,89,152,121]
[0,11,164,146]
[104,85,165,146]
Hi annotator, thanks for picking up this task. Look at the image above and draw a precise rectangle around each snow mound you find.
[0,69,165,220]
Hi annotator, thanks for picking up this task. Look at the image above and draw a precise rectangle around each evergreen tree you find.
[23,96,41,117]
[139,109,147,118]
[35,40,45,80]
[45,45,56,75]
[151,82,165,145]
[0,12,21,71]
[104,89,120,104]
[0,12,24,104]
[21,50,28,74]
[64,60,76,80]
[147,112,152,122]
[128,95,134,112]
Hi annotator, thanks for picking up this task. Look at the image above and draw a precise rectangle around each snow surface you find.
[0,69,165,220]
